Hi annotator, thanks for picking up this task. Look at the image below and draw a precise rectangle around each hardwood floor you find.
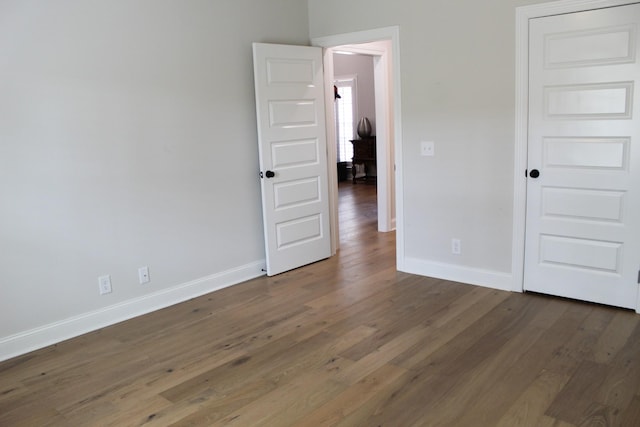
[1,182,640,426]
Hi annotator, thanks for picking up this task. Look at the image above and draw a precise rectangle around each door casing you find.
[513,0,640,313]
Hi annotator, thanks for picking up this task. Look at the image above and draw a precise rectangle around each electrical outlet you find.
[451,239,461,255]
[138,266,150,284]
[98,275,112,295]
[420,141,435,156]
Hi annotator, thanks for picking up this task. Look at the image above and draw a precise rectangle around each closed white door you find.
[252,43,331,276]
[524,4,640,308]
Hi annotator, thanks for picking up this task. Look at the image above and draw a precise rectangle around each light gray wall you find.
[0,0,309,343]
[333,53,376,135]
[310,0,551,274]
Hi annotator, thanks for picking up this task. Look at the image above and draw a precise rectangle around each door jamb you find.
[513,0,640,313]
[312,26,404,269]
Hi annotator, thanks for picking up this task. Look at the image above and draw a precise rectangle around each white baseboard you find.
[401,257,513,292]
[0,261,266,362]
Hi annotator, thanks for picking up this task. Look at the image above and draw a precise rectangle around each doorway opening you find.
[332,52,379,243]
[313,27,402,262]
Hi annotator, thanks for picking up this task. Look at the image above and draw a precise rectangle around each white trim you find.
[517,0,637,17]
[391,29,404,270]
[0,261,266,362]
[322,50,339,255]
[512,3,532,293]
[373,51,393,232]
[403,257,513,292]
[513,0,639,297]
[312,26,404,266]
[313,26,400,50]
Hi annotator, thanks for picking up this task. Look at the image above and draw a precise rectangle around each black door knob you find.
[529,169,540,178]
[265,170,275,178]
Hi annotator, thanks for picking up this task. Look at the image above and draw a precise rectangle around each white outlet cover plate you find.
[421,141,435,156]
[98,275,112,294]
[138,267,150,284]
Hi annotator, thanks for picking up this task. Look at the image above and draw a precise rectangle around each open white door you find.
[252,43,331,276]
[524,4,640,308]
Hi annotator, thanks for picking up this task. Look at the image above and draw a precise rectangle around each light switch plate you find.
[421,141,435,156]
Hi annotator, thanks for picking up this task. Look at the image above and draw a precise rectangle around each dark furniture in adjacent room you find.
[351,136,376,184]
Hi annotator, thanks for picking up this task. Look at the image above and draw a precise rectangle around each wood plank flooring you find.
[1,182,640,426]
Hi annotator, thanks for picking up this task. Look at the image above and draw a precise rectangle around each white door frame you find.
[513,0,640,312]
[312,27,404,268]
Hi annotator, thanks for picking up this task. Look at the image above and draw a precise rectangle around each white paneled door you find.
[524,4,640,308]
[252,43,331,276]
